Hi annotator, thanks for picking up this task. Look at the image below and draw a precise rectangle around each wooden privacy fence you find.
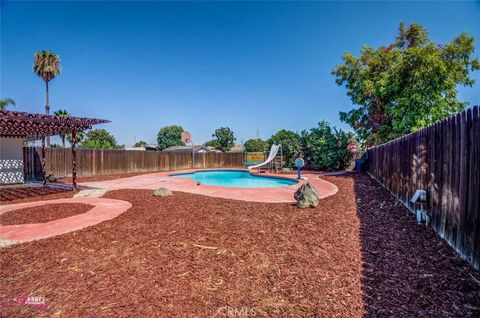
[23,148,245,179]
[367,105,479,269]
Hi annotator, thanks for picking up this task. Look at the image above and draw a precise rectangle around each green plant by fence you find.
[23,148,245,179]
[366,105,479,269]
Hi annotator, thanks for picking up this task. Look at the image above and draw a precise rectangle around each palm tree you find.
[67,130,86,146]
[0,98,16,110]
[54,109,69,147]
[33,50,61,146]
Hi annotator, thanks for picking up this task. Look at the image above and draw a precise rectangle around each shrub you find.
[267,130,301,168]
[301,121,355,171]
[244,139,267,152]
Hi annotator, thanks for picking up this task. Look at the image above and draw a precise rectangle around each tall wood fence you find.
[367,105,479,269]
[23,148,245,179]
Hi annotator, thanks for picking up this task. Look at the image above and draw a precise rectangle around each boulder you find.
[294,182,319,208]
[153,188,173,197]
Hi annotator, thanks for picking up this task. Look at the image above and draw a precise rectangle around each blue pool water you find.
[170,170,298,188]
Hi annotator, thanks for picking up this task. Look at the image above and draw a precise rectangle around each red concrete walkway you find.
[80,169,338,203]
[0,197,131,245]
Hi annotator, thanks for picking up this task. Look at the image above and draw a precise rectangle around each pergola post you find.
[1,110,109,188]
[41,137,47,186]
[71,131,78,191]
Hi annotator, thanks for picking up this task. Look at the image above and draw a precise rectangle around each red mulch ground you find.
[0,173,478,317]
[0,203,94,226]
[58,171,157,184]
[0,186,74,204]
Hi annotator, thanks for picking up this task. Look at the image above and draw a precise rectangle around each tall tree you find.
[212,127,236,152]
[0,98,15,110]
[53,109,69,148]
[333,22,479,146]
[157,125,185,150]
[33,50,61,146]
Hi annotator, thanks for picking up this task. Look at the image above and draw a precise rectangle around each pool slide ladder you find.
[248,144,281,171]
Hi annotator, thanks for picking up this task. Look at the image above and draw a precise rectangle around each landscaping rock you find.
[294,182,319,208]
[153,188,172,197]
[74,188,108,198]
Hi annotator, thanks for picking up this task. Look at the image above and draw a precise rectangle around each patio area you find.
[78,169,338,203]
[0,173,478,317]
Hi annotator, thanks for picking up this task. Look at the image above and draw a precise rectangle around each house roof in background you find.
[163,145,216,153]
[228,144,244,153]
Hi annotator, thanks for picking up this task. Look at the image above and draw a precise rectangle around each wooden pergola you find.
[0,110,109,190]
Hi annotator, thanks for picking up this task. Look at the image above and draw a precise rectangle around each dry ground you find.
[0,173,478,317]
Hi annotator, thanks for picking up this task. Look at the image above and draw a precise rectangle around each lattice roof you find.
[0,110,110,139]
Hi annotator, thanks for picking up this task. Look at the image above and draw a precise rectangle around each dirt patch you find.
[0,174,478,317]
[0,186,74,204]
[0,203,94,226]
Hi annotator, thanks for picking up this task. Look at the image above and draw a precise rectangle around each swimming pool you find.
[170,170,298,188]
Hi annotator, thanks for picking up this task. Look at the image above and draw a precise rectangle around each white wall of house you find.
[0,137,24,185]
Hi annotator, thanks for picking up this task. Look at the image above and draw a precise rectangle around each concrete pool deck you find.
[80,169,338,203]
[0,197,132,245]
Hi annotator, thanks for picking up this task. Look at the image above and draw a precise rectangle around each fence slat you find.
[23,149,245,179]
[367,106,480,269]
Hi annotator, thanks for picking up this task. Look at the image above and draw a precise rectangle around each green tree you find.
[333,22,479,147]
[157,125,185,150]
[134,140,148,147]
[267,129,300,168]
[211,127,236,152]
[244,138,267,152]
[204,139,221,149]
[0,98,16,110]
[33,50,61,146]
[66,131,86,146]
[81,129,122,149]
[53,109,69,148]
[301,121,355,171]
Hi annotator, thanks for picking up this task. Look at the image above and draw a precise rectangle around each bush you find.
[244,139,267,152]
[267,130,300,168]
[81,129,122,149]
[301,121,355,171]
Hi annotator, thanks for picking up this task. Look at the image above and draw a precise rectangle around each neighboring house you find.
[125,144,159,151]
[205,146,221,153]
[163,145,216,153]
[228,144,244,153]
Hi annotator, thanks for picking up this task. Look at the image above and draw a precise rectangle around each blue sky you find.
[1,1,479,146]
